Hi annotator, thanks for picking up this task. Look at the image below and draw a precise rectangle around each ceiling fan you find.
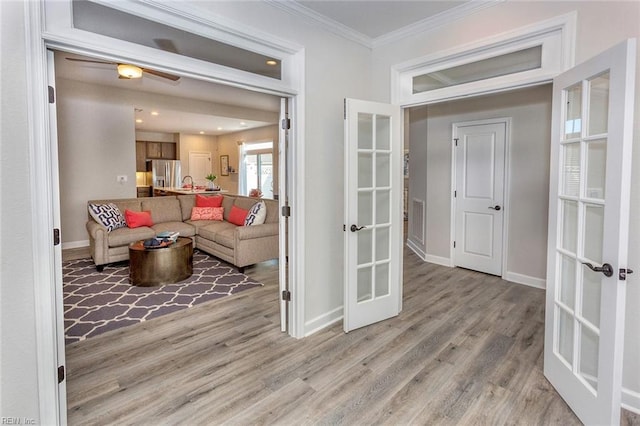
[65,57,180,81]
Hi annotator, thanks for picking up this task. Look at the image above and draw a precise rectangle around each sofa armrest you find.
[86,220,109,265]
[235,222,279,240]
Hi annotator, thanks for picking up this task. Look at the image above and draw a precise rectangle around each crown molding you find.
[372,0,505,48]
[265,0,372,48]
[264,0,503,50]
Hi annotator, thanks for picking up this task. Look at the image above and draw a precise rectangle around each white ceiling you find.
[55,1,476,135]
[296,1,469,39]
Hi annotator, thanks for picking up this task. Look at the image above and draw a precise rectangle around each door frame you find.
[24,1,306,423]
[450,118,511,277]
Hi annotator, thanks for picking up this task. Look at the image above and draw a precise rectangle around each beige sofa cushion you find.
[198,221,237,241]
[107,226,155,246]
[152,221,196,237]
[141,197,182,223]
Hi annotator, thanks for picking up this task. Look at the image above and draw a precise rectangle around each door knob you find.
[488,205,501,211]
[582,262,614,277]
[350,225,365,232]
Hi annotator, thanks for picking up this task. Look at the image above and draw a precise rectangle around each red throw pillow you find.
[228,205,249,226]
[196,194,223,208]
[190,206,224,221]
[124,209,154,228]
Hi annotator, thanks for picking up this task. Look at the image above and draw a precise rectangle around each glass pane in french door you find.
[355,111,392,304]
[555,72,610,395]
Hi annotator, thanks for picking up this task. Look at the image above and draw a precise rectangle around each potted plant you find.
[205,173,217,190]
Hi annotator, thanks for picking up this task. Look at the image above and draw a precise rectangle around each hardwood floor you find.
[63,246,639,425]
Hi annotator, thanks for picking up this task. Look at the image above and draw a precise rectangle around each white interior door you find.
[544,39,636,425]
[344,98,402,332]
[453,120,506,276]
[188,152,212,186]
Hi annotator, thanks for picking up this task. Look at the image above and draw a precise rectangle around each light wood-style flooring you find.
[63,247,639,425]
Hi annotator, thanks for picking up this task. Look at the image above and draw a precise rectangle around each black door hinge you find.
[53,228,61,246]
[454,190,457,198]
[48,86,55,104]
[454,138,459,146]
[282,290,291,301]
[453,241,456,248]
[281,118,291,130]
[282,205,291,217]
[58,365,65,383]
[343,224,346,231]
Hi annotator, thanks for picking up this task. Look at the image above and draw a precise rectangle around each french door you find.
[544,39,636,425]
[343,98,402,332]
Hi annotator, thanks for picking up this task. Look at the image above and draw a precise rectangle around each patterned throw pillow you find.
[244,201,267,226]
[190,206,224,221]
[88,203,127,232]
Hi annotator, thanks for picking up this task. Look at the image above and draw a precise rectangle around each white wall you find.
[178,133,219,186]
[56,79,138,246]
[372,0,640,409]
[1,1,42,421]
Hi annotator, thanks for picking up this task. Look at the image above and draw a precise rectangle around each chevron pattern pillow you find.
[244,201,267,226]
[88,203,127,232]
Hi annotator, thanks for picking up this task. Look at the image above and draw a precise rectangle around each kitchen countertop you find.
[158,187,229,195]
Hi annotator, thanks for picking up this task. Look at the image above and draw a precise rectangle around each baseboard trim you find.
[304,306,343,337]
[503,271,546,289]
[623,387,640,415]
[406,240,426,261]
[424,254,453,267]
[62,240,89,250]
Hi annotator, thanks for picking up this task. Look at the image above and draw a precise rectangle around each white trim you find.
[406,239,426,261]
[304,306,343,337]
[267,0,502,50]
[25,2,64,424]
[622,387,640,415]
[373,1,503,48]
[503,272,546,290]
[391,12,576,106]
[61,240,89,251]
[424,254,454,268]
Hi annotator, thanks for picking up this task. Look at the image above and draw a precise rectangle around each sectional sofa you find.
[86,193,279,272]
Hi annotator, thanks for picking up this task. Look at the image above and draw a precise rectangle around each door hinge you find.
[344,98,347,120]
[53,228,61,246]
[282,290,291,301]
[620,268,634,280]
[281,117,291,130]
[454,190,457,198]
[57,365,65,383]
[48,86,55,104]
[282,205,291,217]
[343,224,346,232]
[453,241,456,248]
[454,138,459,146]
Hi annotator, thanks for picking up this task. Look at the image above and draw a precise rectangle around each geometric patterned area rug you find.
[63,250,262,345]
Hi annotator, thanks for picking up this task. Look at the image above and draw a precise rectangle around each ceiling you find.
[296,1,469,39]
[55,1,475,135]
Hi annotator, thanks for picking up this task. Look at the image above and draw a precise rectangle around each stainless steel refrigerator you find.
[147,160,181,192]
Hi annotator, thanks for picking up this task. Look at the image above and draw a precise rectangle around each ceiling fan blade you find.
[65,57,116,65]
[153,38,179,54]
[142,68,181,82]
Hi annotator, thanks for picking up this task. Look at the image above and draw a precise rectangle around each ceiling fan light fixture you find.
[117,64,143,79]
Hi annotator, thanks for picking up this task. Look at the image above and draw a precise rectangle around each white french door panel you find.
[453,121,506,276]
[544,39,636,425]
[344,98,402,332]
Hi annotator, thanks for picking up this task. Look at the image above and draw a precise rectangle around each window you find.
[240,142,274,198]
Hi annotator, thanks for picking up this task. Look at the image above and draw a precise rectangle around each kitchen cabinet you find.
[145,142,176,160]
[135,141,147,172]
[136,186,152,198]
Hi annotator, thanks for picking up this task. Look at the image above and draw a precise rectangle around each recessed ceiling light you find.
[240,122,247,126]
[151,111,159,116]
[199,131,205,134]
[266,60,278,66]
[217,127,223,131]
[135,119,143,123]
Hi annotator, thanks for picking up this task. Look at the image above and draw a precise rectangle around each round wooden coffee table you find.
[129,237,193,286]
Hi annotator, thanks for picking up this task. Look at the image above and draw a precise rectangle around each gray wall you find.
[408,85,552,281]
